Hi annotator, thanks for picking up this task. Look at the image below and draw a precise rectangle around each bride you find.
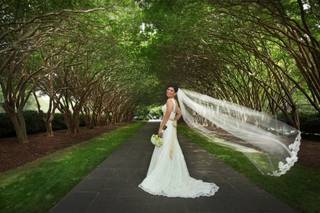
[139,83,301,197]
[138,85,220,198]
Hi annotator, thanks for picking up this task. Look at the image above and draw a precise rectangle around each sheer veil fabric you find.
[176,88,301,176]
[138,98,220,198]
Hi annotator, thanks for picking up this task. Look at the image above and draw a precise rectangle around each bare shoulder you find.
[166,98,174,107]
[166,98,174,103]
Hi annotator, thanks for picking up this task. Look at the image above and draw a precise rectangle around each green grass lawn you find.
[0,122,145,213]
[179,125,320,213]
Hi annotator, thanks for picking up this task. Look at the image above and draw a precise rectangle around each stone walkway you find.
[50,122,298,213]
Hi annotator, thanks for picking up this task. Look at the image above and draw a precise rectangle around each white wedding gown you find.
[138,98,220,198]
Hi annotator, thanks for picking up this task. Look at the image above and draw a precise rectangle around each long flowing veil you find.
[177,88,301,176]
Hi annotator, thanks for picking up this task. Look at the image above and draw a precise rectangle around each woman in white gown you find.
[138,85,220,198]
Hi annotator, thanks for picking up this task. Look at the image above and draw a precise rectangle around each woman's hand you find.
[158,124,168,137]
[158,129,163,137]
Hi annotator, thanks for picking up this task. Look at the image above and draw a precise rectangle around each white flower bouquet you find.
[150,134,164,147]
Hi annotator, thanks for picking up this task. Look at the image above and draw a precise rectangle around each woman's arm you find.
[158,99,174,136]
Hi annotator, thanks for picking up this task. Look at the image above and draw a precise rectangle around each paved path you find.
[50,122,298,213]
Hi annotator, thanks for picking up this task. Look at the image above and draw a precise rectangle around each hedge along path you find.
[0,121,145,213]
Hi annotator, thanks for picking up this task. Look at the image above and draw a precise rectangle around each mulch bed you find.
[298,139,320,168]
[0,123,127,173]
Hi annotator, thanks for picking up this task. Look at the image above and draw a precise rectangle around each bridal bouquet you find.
[150,134,164,147]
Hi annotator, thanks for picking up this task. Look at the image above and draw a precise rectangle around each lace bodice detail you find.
[162,98,177,120]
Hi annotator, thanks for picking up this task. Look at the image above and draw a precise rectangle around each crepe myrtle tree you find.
[0,1,105,142]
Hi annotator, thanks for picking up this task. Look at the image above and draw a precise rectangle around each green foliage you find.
[2,0,95,19]
[139,0,320,125]
[134,104,162,120]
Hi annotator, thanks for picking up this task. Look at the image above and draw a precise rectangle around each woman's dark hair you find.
[167,84,179,93]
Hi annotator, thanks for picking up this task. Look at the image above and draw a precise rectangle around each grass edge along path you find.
[179,125,320,213]
[0,121,145,213]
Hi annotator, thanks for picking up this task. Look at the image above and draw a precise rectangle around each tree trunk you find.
[291,105,300,129]
[70,111,81,135]
[89,112,95,129]
[45,113,55,137]
[63,110,72,134]
[8,111,29,143]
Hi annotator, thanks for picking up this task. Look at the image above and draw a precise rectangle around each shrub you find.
[0,111,86,138]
